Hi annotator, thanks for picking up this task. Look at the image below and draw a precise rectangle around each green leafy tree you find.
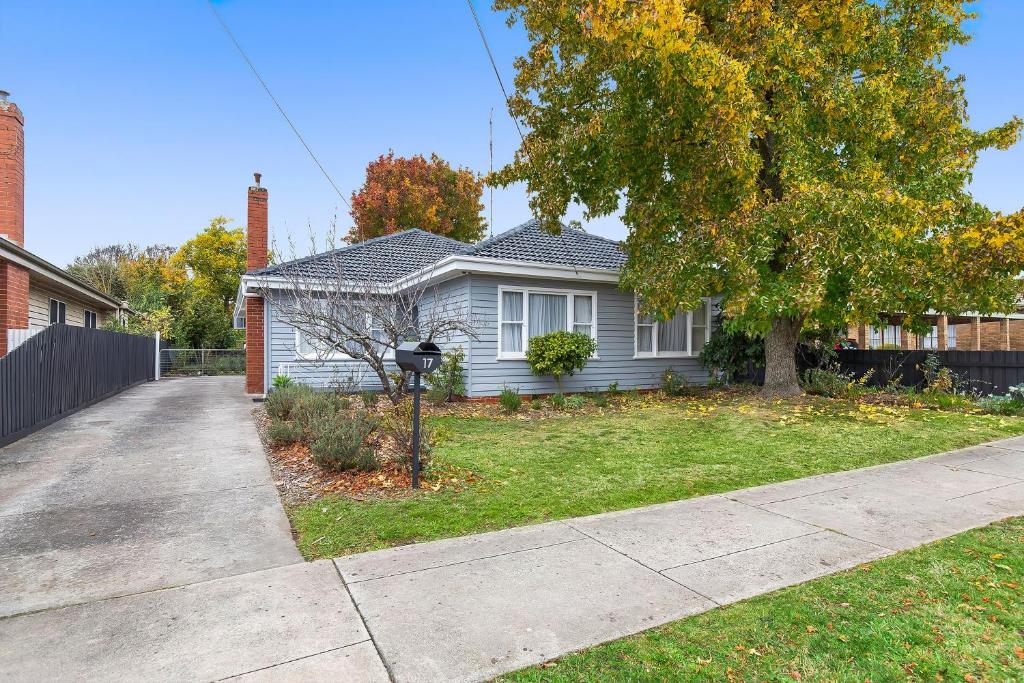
[349,152,487,243]
[173,217,247,312]
[525,331,598,394]
[494,0,1024,397]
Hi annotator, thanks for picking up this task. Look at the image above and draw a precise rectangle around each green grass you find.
[291,396,1024,559]
[500,517,1024,682]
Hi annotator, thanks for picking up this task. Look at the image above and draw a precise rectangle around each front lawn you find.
[501,516,1024,682]
[290,392,1024,559]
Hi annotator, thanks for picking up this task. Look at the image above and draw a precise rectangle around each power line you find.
[206,1,351,209]
[465,0,524,141]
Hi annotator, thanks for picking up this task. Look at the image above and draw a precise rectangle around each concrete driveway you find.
[0,377,388,682]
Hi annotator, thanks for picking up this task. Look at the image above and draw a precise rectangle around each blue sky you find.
[1,1,1021,266]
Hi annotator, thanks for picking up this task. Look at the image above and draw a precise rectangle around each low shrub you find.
[548,394,566,410]
[380,401,433,474]
[606,381,620,397]
[661,368,689,396]
[801,365,854,398]
[358,390,378,409]
[590,393,609,408]
[265,384,313,422]
[292,391,349,440]
[266,419,304,445]
[309,411,380,472]
[425,346,466,403]
[529,398,543,410]
[499,386,523,414]
[977,394,1024,416]
[272,374,294,390]
[564,394,587,410]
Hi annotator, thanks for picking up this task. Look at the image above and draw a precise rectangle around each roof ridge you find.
[463,219,542,255]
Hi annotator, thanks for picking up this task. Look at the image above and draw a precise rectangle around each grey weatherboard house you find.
[235,220,716,397]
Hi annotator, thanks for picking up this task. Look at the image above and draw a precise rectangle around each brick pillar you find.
[245,174,268,394]
[967,316,981,351]
[0,259,30,356]
[936,316,948,351]
[899,323,911,350]
[245,297,264,394]
[998,317,1011,351]
[0,92,25,247]
[854,324,866,348]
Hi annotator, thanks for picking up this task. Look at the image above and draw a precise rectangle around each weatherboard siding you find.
[464,275,713,397]
[266,275,715,397]
[266,294,396,391]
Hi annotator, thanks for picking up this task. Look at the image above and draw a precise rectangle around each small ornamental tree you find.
[525,331,598,395]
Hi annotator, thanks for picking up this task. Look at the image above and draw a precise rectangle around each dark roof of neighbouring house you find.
[252,220,626,283]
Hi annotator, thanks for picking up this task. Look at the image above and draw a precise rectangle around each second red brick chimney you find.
[245,173,268,394]
[0,91,29,357]
[0,90,25,247]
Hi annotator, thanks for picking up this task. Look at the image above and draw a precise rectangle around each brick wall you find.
[245,296,264,394]
[0,259,30,356]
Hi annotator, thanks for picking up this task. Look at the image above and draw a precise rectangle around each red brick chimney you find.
[0,91,29,357]
[245,173,268,393]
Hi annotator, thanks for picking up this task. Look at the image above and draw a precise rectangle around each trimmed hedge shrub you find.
[525,331,598,394]
[309,411,380,472]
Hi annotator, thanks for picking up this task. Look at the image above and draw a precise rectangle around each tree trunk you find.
[761,316,803,399]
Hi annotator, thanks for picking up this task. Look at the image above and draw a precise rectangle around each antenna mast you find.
[489,107,494,238]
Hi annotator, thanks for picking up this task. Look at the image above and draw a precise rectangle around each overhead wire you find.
[206,1,351,210]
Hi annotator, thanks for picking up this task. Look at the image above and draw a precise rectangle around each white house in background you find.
[234,180,716,397]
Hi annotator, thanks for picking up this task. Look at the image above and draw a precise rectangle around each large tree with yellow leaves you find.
[493,0,1024,396]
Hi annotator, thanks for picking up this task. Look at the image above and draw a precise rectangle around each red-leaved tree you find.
[348,152,486,244]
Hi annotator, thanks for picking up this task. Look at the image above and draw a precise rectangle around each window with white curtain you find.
[948,325,957,349]
[295,310,395,361]
[634,298,713,357]
[498,286,597,358]
[867,324,901,349]
[920,325,938,350]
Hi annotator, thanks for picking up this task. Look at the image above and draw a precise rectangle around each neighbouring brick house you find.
[0,91,126,357]
[847,312,1024,352]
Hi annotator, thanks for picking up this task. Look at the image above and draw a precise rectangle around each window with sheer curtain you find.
[499,287,597,358]
[634,299,712,357]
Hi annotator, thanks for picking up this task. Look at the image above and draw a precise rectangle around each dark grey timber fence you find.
[0,325,155,447]
[835,349,1024,396]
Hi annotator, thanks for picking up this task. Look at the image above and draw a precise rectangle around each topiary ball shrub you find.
[525,331,598,395]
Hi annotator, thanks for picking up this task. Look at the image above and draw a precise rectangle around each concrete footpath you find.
[1,382,1022,682]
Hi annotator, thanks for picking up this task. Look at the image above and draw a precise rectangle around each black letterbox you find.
[395,341,442,374]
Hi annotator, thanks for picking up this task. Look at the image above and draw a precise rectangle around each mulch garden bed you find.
[252,405,481,507]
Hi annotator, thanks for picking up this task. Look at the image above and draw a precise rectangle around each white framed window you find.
[867,324,901,349]
[497,285,598,359]
[634,298,712,358]
[84,310,97,329]
[49,298,66,325]
[920,325,938,350]
[294,313,396,361]
[948,325,957,349]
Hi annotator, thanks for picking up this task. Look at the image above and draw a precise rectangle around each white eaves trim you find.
[237,256,620,298]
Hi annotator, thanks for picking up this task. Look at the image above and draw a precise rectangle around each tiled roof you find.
[463,219,626,271]
[252,229,470,283]
[254,221,625,283]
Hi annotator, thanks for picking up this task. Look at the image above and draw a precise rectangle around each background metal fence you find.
[835,349,1024,396]
[160,348,245,376]
[0,325,156,446]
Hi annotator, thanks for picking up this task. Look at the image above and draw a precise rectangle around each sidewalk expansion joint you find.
[334,561,397,683]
